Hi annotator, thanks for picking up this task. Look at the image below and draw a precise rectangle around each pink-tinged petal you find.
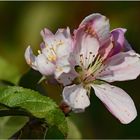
[80,13,110,45]
[36,54,55,76]
[24,46,38,70]
[62,84,90,112]
[124,38,132,51]
[98,28,132,60]
[97,51,140,82]
[92,83,137,124]
[98,41,114,60]
[40,28,54,39]
[108,28,132,57]
[73,26,100,68]
[40,28,55,45]
[111,28,127,49]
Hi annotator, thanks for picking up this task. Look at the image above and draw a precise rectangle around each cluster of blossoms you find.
[25,13,140,124]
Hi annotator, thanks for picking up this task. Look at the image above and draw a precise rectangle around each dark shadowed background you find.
[0,1,140,139]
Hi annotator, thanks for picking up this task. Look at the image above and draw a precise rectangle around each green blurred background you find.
[0,1,140,139]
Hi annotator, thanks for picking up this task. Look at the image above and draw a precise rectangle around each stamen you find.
[45,41,57,62]
[87,52,92,67]
[79,54,84,67]
[85,55,103,79]
[84,74,96,83]
[50,48,56,56]
[87,52,95,69]
[47,53,56,62]
[91,55,103,74]
[38,50,41,54]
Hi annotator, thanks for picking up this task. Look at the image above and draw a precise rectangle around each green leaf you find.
[45,126,65,139]
[67,118,82,139]
[0,116,28,139]
[0,86,68,137]
[0,57,20,84]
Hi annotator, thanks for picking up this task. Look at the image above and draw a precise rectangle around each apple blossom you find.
[61,13,140,124]
[25,27,73,78]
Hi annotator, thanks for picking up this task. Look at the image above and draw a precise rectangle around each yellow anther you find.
[47,54,56,62]
[38,50,41,54]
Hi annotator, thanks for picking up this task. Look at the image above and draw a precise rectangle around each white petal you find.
[57,69,77,86]
[36,54,55,76]
[54,55,72,78]
[55,27,71,40]
[55,66,70,78]
[80,13,110,45]
[74,27,100,68]
[98,51,140,82]
[56,42,72,58]
[62,84,90,112]
[24,46,38,70]
[55,28,73,58]
[92,83,137,124]
[55,66,70,79]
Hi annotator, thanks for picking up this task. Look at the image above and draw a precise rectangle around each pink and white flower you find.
[25,27,73,78]
[62,13,140,124]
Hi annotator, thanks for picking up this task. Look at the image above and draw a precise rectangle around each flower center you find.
[40,39,64,63]
[75,54,104,85]
[47,48,57,62]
